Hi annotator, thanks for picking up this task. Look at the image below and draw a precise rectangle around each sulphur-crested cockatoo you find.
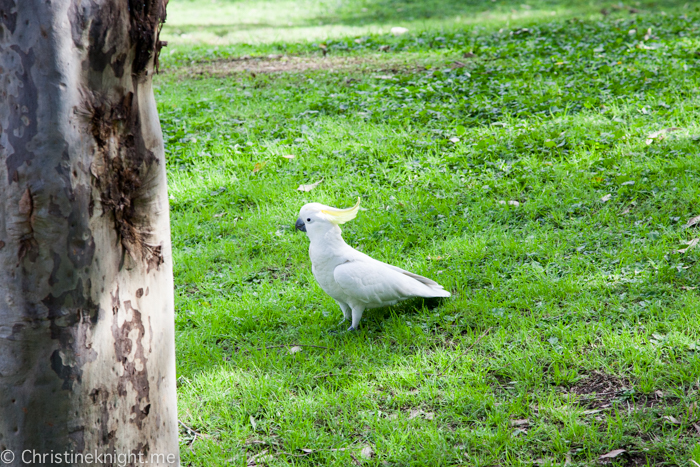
[295,198,450,331]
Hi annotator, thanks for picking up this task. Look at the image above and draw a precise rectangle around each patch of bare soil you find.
[570,371,631,409]
[199,55,366,76]
[167,53,451,78]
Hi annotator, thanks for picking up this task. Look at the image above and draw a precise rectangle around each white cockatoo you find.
[295,198,450,331]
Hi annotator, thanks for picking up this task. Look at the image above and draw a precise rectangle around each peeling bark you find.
[0,0,177,464]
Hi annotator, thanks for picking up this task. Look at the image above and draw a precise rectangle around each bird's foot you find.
[328,325,358,334]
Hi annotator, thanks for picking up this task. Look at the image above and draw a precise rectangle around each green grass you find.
[156,0,700,465]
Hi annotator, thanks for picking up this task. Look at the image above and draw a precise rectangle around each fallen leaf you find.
[360,446,374,459]
[600,449,626,459]
[646,127,682,145]
[654,390,664,398]
[510,419,530,426]
[288,346,303,354]
[686,215,700,228]
[692,423,700,435]
[463,51,476,58]
[390,26,408,35]
[662,415,681,424]
[449,136,460,143]
[508,200,520,206]
[213,212,227,218]
[300,449,314,454]
[297,178,323,192]
[678,238,699,253]
[252,161,267,173]
[282,154,295,159]
[249,415,257,431]
[583,409,605,415]
[601,194,612,202]
[379,45,390,52]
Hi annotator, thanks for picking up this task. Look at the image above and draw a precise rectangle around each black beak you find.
[295,218,307,232]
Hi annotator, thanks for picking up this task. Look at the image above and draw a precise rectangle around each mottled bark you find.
[0,0,178,465]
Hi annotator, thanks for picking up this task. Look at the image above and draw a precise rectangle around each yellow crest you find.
[321,198,361,225]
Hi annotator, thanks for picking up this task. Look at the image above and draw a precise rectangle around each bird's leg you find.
[328,301,352,333]
[348,306,365,332]
[336,301,352,326]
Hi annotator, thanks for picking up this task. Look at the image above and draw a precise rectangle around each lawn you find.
[155,0,700,465]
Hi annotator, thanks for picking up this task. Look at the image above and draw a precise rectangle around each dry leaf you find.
[213,212,227,218]
[297,178,323,192]
[252,161,267,173]
[282,154,296,159]
[508,200,520,206]
[600,449,626,459]
[601,194,612,202]
[510,419,530,426]
[678,238,699,253]
[288,346,303,354]
[686,215,700,228]
[360,446,374,459]
[692,423,700,435]
[300,449,315,454]
[379,45,390,52]
[249,415,257,431]
[449,136,460,143]
[662,415,681,424]
[645,127,682,145]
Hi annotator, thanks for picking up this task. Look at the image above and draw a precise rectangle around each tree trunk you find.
[0,0,178,465]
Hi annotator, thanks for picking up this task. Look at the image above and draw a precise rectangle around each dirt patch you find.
[570,371,631,409]
[166,53,455,78]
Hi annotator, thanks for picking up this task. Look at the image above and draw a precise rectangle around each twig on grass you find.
[463,327,493,354]
[179,419,209,445]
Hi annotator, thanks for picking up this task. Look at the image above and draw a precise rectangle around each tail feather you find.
[401,271,450,298]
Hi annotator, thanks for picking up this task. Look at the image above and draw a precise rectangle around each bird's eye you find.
[306,218,311,222]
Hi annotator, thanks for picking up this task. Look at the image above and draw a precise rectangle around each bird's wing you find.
[383,263,442,287]
[333,260,429,306]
